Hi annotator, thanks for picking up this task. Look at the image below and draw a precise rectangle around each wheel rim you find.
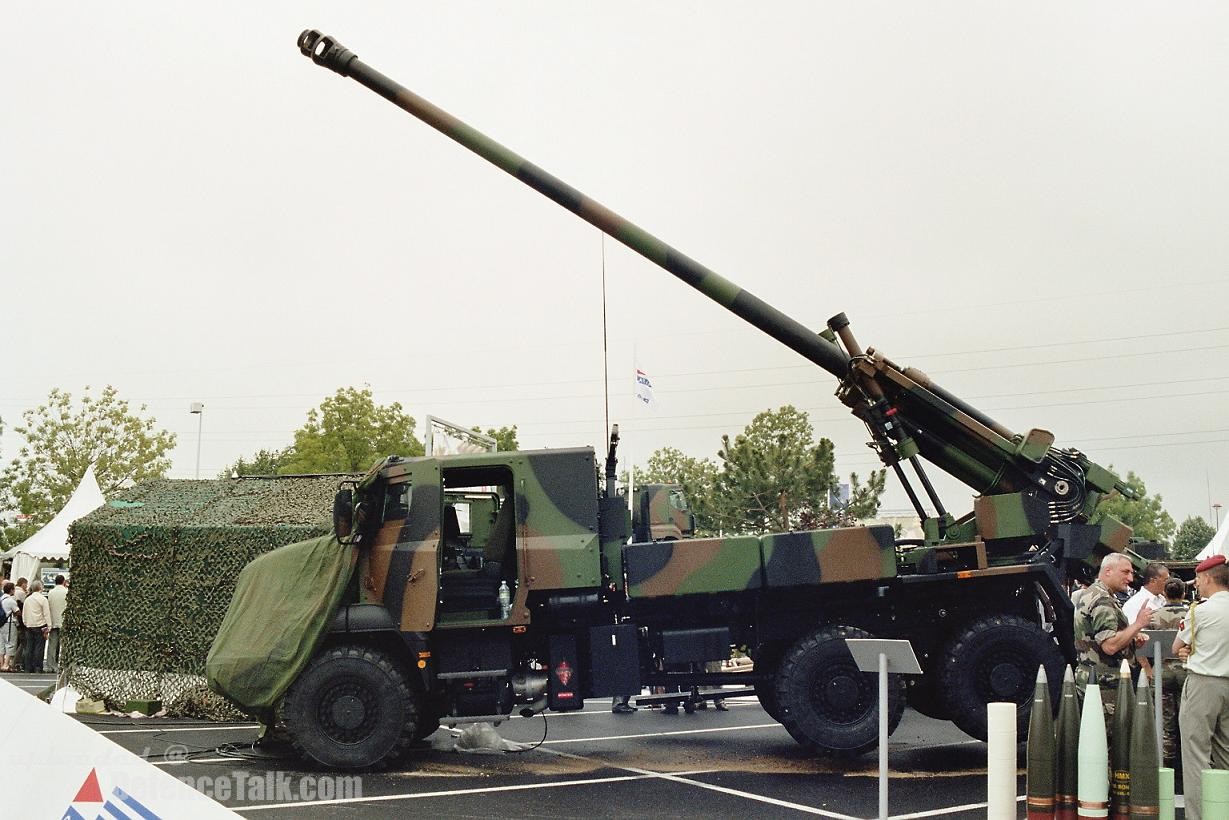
[977,648,1029,703]
[811,665,872,724]
[317,678,381,743]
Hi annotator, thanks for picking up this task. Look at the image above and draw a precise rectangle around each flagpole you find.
[601,233,610,441]
[629,342,637,503]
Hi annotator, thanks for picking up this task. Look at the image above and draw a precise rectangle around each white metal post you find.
[189,402,204,479]
[879,651,888,820]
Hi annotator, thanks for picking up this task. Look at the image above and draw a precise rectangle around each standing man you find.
[21,580,51,674]
[1150,577,1191,774]
[1074,553,1154,733]
[1174,554,1229,820]
[46,574,69,674]
[12,577,27,672]
[0,582,19,673]
[1123,561,1170,622]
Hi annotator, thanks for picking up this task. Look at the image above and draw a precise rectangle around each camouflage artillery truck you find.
[205,31,1146,770]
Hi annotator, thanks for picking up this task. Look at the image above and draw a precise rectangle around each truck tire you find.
[937,614,1064,741]
[774,625,905,756]
[283,645,419,770]
[905,674,951,721]
[752,642,785,721]
[413,712,441,742]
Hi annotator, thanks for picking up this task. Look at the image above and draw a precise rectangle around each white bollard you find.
[986,701,1017,819]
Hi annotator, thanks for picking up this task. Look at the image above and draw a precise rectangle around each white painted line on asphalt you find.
[540,721,781,744]
[888,794,1024,818]
[95,724,259,735]
[535,747,858,820]
[239,768,717,811]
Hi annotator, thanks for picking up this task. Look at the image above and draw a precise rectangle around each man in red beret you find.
[1173,553,1229,820]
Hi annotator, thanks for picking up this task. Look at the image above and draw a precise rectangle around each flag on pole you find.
[634,366,655,409]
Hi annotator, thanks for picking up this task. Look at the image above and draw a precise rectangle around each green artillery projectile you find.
[1027,665,1057,820]
[1056,666,1080,820]
[1110,660,1133,818]
[1127,673,1158,819]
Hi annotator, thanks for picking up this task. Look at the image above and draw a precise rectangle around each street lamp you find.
[189,402,204,479]
[1214,502,1222,530]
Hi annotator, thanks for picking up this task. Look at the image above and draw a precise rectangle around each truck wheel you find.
[774,625,905,756]
[282,645,419,770]
[752,643,784,721]
[413,712,441,742]
[905,674,951,721]
[755,680,781,722]
[937,614,1064,741]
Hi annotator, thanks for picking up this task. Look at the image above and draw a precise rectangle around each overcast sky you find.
[4,3,1229,529]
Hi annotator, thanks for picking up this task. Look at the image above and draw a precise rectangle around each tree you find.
[0,386,176,543]
[637,446,720,535]
[1172,515,1216,561]
[219,448,292,478]
[710,405,886,534]
[1095,469,1176,544]
[278,386,424,474]
[472,425,519,452]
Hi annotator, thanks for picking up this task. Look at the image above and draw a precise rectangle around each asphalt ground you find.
[18,673,1193,819]
[8,672,1055,820]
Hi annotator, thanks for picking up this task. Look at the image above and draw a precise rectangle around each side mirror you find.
[333,488,354,539]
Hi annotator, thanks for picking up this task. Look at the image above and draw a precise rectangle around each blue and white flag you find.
[634,367,655,409]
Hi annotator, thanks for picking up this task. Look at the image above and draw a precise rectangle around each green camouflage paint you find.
[763,525,897,587]
[632,484,694,542]
[624,536,762,598]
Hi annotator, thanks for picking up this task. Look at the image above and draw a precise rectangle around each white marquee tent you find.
[3,465,106,583]
[1196,511,1229,562]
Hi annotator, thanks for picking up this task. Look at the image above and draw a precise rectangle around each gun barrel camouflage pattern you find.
[295,30,1142,583]
[295,30,850,383]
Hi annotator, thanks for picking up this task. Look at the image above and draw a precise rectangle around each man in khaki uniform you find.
[1073,552,1154,736]
[21,580,51,674]
[1174,553,1229,820]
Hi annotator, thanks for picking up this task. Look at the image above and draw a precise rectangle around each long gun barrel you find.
[297,30,1141,578]
[297,30,849,380]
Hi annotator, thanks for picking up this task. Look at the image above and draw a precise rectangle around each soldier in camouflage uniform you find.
[1149,577,1189,773]
[1073,553,1155,741]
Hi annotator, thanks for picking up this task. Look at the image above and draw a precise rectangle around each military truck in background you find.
[631,484,695,543]
[203,31,1150,771]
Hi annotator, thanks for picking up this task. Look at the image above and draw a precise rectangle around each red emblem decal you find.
[555,660,573,687]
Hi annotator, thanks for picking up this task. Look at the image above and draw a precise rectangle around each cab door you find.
[363,461,442,632]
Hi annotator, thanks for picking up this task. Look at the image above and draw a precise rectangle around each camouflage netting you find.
[63,475,357,720]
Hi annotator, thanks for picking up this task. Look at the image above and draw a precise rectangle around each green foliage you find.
[473,425,519,452]
[278,386,424,474]
[1172,515,1216,561]
[1095,469,1176,543]
[637,446,720,535]
[710,405,886,534]
[0,386,175,542]
[219,447,292,478]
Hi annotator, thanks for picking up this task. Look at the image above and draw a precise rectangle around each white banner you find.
[1,678,238,819]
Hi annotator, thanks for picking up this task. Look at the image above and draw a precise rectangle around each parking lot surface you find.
[42,682,1031,819]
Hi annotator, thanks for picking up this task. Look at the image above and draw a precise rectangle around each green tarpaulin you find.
[206,534,356,713]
